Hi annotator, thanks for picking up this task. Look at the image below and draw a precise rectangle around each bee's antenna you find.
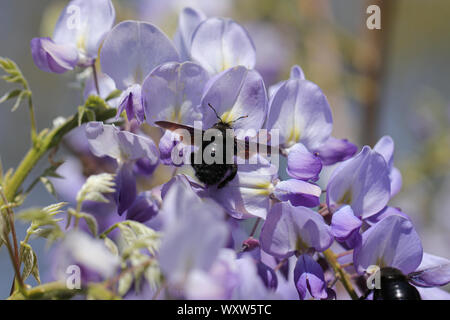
[230,115,248,124]
[208,103,222,121]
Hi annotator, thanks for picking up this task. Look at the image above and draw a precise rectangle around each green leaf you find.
[115,221,161,260]
[79,212,98,237]
[144,261,162,290]
[77,105,86,127]
[76,173,115,205]
[25,161,63,196]
[84,95,108,110]
[0,89,22,104]
[0,213,9,248]
[40,177,57,198]
[103,237,119,256]
[11,90,29,112]
[20,242,40,283]
[17,203,66,245]
[0,57,28,87]
[118,272,133,296]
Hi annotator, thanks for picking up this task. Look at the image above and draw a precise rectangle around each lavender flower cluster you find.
[26,0,449,300]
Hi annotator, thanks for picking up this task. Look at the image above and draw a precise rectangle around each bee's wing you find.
[154,121,203,145]
[235,137,282,160]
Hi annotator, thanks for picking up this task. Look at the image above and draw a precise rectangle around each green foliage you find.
[0,57,31,112]
[17,202,67,246]
[20,242,40,284]
[25,161,63,198]
[78,95,111,126]
[101,220,162,295]
[76,173,115,205]
[67,208,99,237]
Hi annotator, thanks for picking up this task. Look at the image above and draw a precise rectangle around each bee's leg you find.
[218,164,238,189]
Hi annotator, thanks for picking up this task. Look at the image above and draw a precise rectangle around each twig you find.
[322,249,358,300]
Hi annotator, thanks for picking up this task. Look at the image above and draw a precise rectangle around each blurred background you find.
[0,0,449,298]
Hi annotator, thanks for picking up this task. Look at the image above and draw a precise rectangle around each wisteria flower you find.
[260,202,333,258]
[326,145,391,218]
[86,122,159,215]
[31,0,115,73]
[373,135,403,197]
[100,20,180,122]
[294,254,328,300]
[190,17,256,75]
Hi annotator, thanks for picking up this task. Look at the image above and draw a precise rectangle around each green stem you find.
[8,281,82,300]
[323,249,358,300]
[2,106,116,203]
[28,95,38,145]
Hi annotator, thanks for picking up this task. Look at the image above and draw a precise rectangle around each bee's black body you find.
[190,121,238,189]
[372,267,421,300]
[155,103,274,189]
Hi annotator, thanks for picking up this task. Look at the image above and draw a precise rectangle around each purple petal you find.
[390,166,403,197]
[273,179,321,208]
[86,122,159,163]
[100,21,179,90]
[294,254,327,300]
[330,205,362,242]
[200,66,267,131]
[260,202,333,258]
[116,84,144,122]
[159,180,228,282]
[115,162,137,216]
[290,65,306,80]
[257,262,278,290]
[125,191,159,223]
[326,146,391,219]
[364,206,410,226]
[30,37,78,73]
[53,0,115,60]
[409,253,450,288]
[143,61,208,126]
[266,78,333,150]
[83,71,118,106]
[158,130,185,167]
[174,7,206,61]
[286,143,322,181]
[313,136,358,166]
[416,287,450,300]
[354,215,423,275]
[373,135,394,169]
[268,65,305,99]
[190,18,256,74]
[134,157,159,176]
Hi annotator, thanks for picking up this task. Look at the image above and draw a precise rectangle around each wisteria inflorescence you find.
[0,0,448,300]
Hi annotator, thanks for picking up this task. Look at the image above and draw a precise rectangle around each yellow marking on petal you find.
[169,109,182,123]
[296,236,309,253]
[339,190,353,205]
[375,257,386,268]
[287,126,301,145]
[76,33,87,52]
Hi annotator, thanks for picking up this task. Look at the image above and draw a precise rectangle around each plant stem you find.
[2,107,116,203]
[8,281,81,300]
[249,218,261,237]
[322,249,358,300]
[92,62,100,96]
[0,188,23,293]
